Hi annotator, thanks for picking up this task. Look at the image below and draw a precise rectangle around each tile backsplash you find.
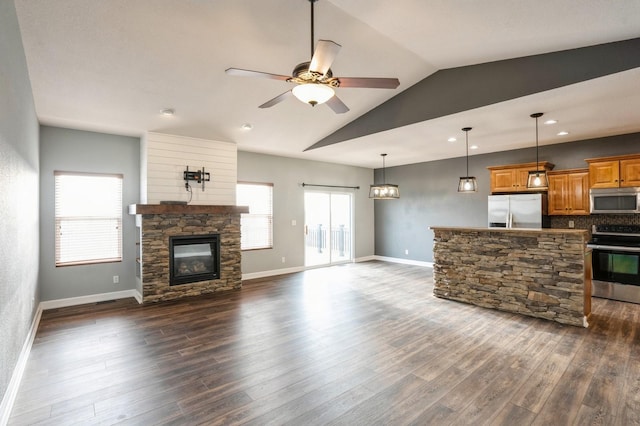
[550,214,640,231]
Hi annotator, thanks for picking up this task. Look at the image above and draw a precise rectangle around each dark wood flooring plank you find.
[239,367,380,426]
[325,373,431,426]
[530,298,616,425]
[491,403,537,426]
[510,352,573,413]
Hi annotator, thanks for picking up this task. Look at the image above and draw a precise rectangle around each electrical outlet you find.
[113,275,119,284]
[281,257,286,263]
[568,220,575,229]
[405,249,409,255]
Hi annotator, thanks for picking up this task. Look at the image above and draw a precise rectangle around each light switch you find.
[291,219,297,226]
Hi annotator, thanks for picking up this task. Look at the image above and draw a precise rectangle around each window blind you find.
[55,172,123,266]
[237,182,273,250]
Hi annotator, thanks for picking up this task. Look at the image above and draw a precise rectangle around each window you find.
[55,172,123,266]
[237,182,273,250]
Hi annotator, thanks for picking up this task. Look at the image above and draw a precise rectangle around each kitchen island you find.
[431,227,591,327]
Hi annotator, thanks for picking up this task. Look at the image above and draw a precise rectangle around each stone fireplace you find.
[129,204,248,303]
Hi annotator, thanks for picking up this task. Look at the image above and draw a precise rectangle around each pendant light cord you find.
[465,131,469,176]
[535,115,539,171]
[461,127,472,177]
[531,112,543,172]
[382,154,386,184]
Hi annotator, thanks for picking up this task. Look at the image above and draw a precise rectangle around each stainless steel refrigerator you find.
[488,193,549,228]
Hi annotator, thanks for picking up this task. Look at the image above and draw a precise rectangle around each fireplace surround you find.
[129,204,248,303]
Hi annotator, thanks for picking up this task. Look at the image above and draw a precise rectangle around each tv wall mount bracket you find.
[183,166,211,191]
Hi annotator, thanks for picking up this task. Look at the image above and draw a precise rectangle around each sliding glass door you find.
[304,191,353,267]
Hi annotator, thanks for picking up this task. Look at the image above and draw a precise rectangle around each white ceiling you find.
[14,0,640,169]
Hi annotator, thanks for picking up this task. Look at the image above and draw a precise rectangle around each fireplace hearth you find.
[170,234,220,286]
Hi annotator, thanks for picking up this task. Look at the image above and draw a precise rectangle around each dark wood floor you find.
[9,261,640,425]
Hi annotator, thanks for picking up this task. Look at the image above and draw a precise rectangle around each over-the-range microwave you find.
[590,187,640,214]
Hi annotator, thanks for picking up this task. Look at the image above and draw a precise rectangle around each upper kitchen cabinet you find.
[487,161,554,193]
[547,169,590,215]
[586,154,640,188]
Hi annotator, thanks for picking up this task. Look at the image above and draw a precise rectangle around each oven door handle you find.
[587,244,640,253]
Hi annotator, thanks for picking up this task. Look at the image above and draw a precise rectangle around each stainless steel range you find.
[587,224,640,304]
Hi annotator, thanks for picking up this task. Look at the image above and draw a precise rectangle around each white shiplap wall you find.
[142,132,237,205]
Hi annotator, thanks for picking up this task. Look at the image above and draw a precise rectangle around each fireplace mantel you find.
[128,204,249,215]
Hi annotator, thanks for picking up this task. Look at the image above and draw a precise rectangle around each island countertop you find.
[430,226,589,236]
[431,226,591,327]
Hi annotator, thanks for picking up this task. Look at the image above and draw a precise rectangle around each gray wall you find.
[0,0,40,408]
[375,132,640,263]
[237,151,374,274]
[39,126,140,300]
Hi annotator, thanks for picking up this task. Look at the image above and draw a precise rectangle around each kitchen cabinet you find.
[487,161,554,193]
[586,154,640,188]
[547,169,590,215]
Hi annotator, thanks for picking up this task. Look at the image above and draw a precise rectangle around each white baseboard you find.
[0,305,42,426]
[373,255,434,268]
[40,289,141,311]
[133,289,143,304]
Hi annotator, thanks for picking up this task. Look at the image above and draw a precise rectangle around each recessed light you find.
[241,123,253,131]
[544,119,557,125]
[557,131,569,136]
[447,137,457,142]
[160,108,175,116]
[470,145,478,150]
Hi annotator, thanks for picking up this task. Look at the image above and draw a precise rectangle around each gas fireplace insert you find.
[169,234,220,286]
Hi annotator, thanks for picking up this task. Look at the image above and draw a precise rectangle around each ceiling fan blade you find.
[337,77,400,89]
[259,91,293,109]
[309,40,341,76]
[225,68,290,82]
[326,95,349,114]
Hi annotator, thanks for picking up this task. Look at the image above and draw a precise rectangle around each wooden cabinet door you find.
[515,168,535,191]
[567,171,590,215]
[548,174,568,215]
[620,158,640,187]
[490,169,517,192]
[589,160,620,188]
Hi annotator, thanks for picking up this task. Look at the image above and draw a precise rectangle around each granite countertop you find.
[429,226,589,235]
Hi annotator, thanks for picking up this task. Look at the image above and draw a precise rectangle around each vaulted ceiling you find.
[14,0,640,168]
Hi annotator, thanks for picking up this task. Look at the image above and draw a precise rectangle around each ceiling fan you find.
[225,0,400,114]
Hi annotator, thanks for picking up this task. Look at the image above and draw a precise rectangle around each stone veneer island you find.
[431,227,591,327]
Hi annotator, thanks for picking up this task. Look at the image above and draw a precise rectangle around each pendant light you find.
[457,127,478,193]
[369,154,400,199]
[526,112,548,189]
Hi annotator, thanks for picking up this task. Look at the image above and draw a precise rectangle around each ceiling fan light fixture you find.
[292,83,334,106]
